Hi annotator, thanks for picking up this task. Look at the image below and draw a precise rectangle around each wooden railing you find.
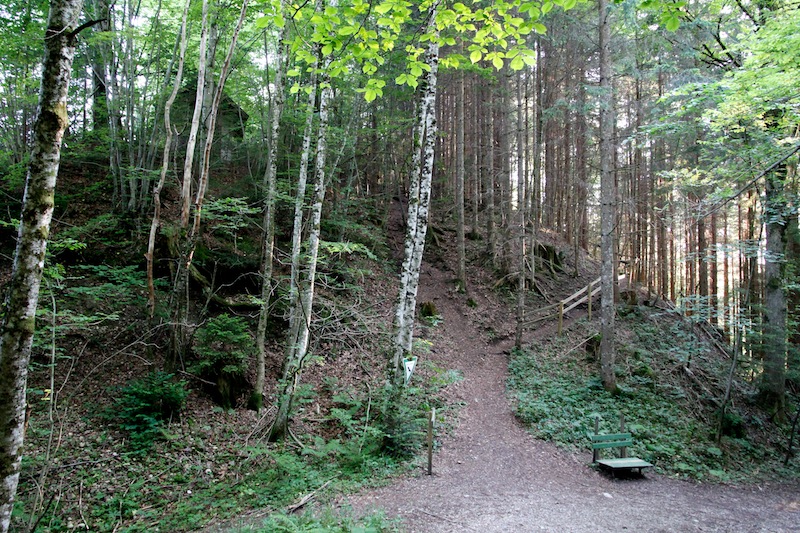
[525,275,624,334]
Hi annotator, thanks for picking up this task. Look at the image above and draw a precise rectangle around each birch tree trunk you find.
[169,0,247,366]
[146,0,190,319]
[167,0,209,366]
[0,0,83,528]
[252,8,289,412]
[598,0,617,392]
[189,0,249,242]
[389,8,439,393]
[179,0,209,229]
[268,59,331,443]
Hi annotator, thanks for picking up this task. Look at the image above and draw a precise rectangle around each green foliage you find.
[202,196,260,248]
[319,240,378,261]
[107,372,188,451]
[66,264,148,307]
[0,153,29,191]
[59,213,133,250]
[311,381,387,469]
[314,239,382,292]
[379,360,458,458]
[249,509,399,532]
[508,313,787,481]
[192,314,252,378]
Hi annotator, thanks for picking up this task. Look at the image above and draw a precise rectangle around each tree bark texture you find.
[391,9,439,390]
[147,0,191,319]
[253,9,289,412]
[456,65,466,291]
[598,0,617,392]
[760,169,787,421]
[268,49,328,442]
[0,0,83,529]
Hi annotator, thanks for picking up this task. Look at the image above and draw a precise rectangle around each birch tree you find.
[0,0,86,528]
[147,0,191,319]
[252,1,290,412]
[268,42,333,441]
[169,0,248,365]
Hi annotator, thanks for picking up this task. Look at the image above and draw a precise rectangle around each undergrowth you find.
[18,396,412,532]
[509,308,798,482]
[16,354,458,532]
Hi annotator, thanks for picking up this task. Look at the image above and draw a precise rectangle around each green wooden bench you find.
[590,417,653,476]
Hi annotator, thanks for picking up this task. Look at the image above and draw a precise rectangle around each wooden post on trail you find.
[558,302,564,335]
[619,413,627,458]
[587,281,593,320]
[593,416,600,462]
[427,407,435,475]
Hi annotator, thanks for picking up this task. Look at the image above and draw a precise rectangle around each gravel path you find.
[345,260,800,532]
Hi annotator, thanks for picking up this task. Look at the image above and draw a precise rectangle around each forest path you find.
[343,259,800,532]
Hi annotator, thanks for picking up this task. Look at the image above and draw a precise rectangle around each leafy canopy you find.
[256,0,586,101]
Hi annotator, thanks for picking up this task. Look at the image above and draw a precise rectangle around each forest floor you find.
[341,255,800,532]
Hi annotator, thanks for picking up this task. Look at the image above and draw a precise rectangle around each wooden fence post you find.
[427,407,435,475]
[558,302,564,335]
[587,281,593,320]
[593,416,600,462]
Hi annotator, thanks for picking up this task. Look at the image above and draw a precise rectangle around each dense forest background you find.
[0,0,799,530]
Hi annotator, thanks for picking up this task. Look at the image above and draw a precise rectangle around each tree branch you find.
[68,18,106,43]
[702,143,800,218]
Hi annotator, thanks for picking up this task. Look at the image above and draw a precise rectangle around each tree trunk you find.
[455,62,467,291]
[169,0,247,367]
[146,0,190,319]
[515,70,527,349]
[90,0,110,131]
[760,168,787,421]
[268,46,327,442]
[598,0,617,392]
[390,8,439,396]
[178,0,209,229]
[485,87,496,262]
[0,0,83,529]
[252,6,289,412]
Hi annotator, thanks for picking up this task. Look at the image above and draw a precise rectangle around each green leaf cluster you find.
[192,314,253,378]
[107,372,188,451]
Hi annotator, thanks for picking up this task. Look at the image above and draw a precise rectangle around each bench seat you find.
[596,457,653,472]
[590,429,654,476]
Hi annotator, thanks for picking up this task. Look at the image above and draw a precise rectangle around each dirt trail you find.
[345,261,800,532]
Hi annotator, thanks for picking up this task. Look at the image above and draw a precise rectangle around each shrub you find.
[110,372,188,450]
[192,314,252,408]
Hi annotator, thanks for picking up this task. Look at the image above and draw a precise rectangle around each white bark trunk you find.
[391,9,439,389]
[253,6,290,411]
[146,0,191,319]
[189,0,249,243]
[179,0,209,228]
[0,0,83,529]
[269,53,331,442]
